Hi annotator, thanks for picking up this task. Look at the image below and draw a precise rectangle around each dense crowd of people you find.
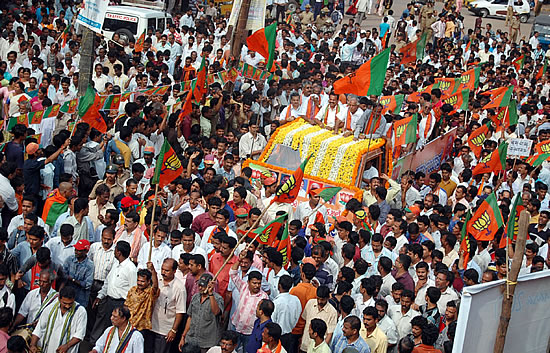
[0,0,547,353]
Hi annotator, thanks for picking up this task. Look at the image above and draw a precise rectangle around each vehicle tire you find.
[519,14,529,23]
[287,0,298,12]
[478,8,489,17]
[115,28,134,43]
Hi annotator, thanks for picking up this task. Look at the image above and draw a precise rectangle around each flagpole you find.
[212,202,274,281]
[147,183,160,262]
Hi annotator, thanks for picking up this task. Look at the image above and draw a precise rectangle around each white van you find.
[468,0,531,23]
[101,6,173,43]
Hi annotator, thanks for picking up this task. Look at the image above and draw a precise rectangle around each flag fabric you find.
[441,89,469,111]
[60,26,69,48]
[407,83,435,102]
[333,49,390,96]
[399,33,427,65]
[381,31,389,48]
[472,142,507,176]
[535,139,550,154]
[42,190,69,227]
[467,122,490,158]
[489,100,519,130]
[526,153,550,167]
[481,86,513,109]
[460,211,472,269]
[60,99,78,114]
[512,55,524,72]
[251,213,287,245]
[135,30,146,52]
[271,154,313,204]
[434,78,460,96]
[459,66,481,91]
[314,211,325,224]
[466,192,504,241]
[393,114,417,146]
[536,58,548,80]
[78,85,107,132]
[311,187,342,202]
[380,94,405,114]
[246,22,278,72]
[499,192,524,248]
[194,56,207,102]
[177,91,194,124]
[277,223,291,268]
[152,139,183,188]
[102,94,121,110]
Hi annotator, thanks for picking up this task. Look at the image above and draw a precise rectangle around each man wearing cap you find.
[300,5,314,26]
[239,118,267,161]
[63,239,94,306]
[135,146,156,171]
[404,205,420,224]
[293,187,327,235]
[90,165,124,203]
[229,208,249,233]
[23,139,68,201]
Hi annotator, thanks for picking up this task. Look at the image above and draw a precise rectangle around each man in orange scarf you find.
[258,322,286,353]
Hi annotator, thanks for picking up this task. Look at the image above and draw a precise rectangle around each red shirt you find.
[209,253,238,301]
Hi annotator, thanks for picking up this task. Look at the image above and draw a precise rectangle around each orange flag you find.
[467,122,490,158]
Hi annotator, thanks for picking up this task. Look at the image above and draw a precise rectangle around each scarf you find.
[207,225,229,243]
[345,108,353,131]
[115,227,144,260]
[322,104,340,125]
[103,323,135,353]
[305,97,319,120]
[33,291,59,322]
[42,301,79,352]
[257,341,283,353]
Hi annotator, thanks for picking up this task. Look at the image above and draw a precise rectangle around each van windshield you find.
[102,14,139,35]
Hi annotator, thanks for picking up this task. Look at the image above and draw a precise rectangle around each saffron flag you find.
[194,56,207,102]
[399,33,427,65]
[135,30,146,52]
[460,211,472,269]
[333,49,390,96]
[152,139,183,188]
[441,89,469,111]
[434,78,461,96]
[536,58,548,80]
[535,139,550,154]
[489,100,519,131]
[271,154,313,204]
[526,153,550,167]
[178,91,193,124]
[380,94,405,114]
[472,141,507,176]
[60,26,69,48]
[42,190,69,227]
[512,55,524,72]
[277,223,291,268]
[499,192,524,248]
[310,186,342,202]
[459,66,481,91]
[103,94,121,110]
[407,83,435,102]
[481,86,513,110]
[251,213,287,246]
[78,85,107,133]
[246,22,278,72]
[467,122,490,158]
[393,114,417,146]
[466,192,504,242]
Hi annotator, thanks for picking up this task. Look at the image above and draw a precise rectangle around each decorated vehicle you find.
[243,119,391,218]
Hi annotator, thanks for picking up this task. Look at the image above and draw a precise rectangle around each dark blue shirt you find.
[246,318,272,353]
[23,158,44,197]
[5,141,24,169]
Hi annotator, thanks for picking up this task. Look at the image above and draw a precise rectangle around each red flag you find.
[152,139,183,188]
[466,193,504,241]
[271,155,313,204]
[535,139,550,154]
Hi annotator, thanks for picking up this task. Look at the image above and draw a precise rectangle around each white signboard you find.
[228,0,266,31]
[76,0,110,33]
[453,270,550,353]
[508,138,533,157]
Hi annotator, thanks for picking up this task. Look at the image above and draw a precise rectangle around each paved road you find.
[351,0,535,43]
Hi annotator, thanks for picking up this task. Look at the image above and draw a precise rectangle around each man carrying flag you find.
[152,139,183,188]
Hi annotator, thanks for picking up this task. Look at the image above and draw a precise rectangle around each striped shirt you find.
[88,242,116,282]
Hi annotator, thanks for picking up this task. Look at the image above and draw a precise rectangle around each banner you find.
[453,271,550,353]
[391,128,457,180]
[507,138,532,157]
[76,0,109,33]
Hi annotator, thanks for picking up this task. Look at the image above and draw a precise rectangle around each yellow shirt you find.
[360,325,389,353]
[439,179,457,199]
[115,139,132,168]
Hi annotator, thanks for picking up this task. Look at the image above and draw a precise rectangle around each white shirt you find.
[200,225,237,254]
[88,242,116,282]
[314,103,343,129]
[380,273,397,298]
[0,286,15,313]
[33,301,87,353]
[168,202,205,219]
[265,267,290,300]
[171,245,208,269]
[8,214,47,238]
[414,279,435,306]
[388,305,420,339]
[97,258,137,300]
[0,174,17,212]
[151,277,187,335]
[19,288,57,323]
[293,201,327,235]
[353,295,375,318]
[437,286,459,315]
[239,132,267,160]
[93,325,143,353]
[137,242,172,272]
[272,292,302,334]
[45,237,75,267]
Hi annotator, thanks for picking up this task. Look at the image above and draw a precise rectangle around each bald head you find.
[59,182,73,198]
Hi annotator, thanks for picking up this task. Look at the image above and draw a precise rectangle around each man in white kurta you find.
[31,289,87,353]
[293,189,327,236]
[91,306,144,353]
[314,93,343,130]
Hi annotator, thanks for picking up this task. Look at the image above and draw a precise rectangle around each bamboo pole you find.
[493,210,529,353]
[212,202,274,281]
[147,183,160,262]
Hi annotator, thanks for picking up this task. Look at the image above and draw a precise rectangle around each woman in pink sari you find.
[30,86,47,112]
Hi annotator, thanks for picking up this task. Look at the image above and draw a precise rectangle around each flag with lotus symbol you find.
[466,192,504,241]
